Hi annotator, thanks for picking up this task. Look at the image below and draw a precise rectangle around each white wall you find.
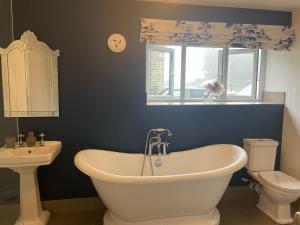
[264,51,293,92]
[265,9,300,179]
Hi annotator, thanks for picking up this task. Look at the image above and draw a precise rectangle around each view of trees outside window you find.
[185,47,222,99]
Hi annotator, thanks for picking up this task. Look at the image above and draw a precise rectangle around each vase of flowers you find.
[204,80,223,102]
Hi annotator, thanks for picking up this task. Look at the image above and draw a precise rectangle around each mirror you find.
[0,31,59,117]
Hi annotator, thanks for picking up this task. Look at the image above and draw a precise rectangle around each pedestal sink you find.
[0,141,61,225]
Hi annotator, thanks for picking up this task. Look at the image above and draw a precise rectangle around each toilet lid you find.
[259,171,300,192]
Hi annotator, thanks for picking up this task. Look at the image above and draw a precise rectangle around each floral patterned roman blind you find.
[140,18,295,51]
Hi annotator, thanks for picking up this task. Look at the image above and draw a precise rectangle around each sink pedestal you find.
[13,167,50,225]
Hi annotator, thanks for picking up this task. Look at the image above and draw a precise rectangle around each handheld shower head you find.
[153,128,172,136]
[154,128,167,132]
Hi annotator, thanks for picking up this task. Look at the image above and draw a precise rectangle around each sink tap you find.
[39,133,45,146]
[17,133,25,146]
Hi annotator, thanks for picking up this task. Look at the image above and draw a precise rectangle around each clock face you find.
[107,34,126,53]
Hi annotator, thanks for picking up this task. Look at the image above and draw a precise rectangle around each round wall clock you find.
[107,34,127,53]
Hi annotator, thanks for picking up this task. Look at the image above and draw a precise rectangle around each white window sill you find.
[147,101,283,106]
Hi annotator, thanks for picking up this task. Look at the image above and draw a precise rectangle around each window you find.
[146,44,265,103]
[146,45,181,100]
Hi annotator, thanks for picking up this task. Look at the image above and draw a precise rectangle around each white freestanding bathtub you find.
[75,144,247,225]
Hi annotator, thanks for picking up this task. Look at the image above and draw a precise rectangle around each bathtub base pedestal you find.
[104,208,220,225]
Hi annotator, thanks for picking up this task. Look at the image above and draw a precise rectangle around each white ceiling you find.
[140,0,300,12]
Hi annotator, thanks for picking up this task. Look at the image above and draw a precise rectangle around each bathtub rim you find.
[74,144,247,184]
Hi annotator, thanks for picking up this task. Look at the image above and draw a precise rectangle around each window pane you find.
[146,45,181,100]
[227,49,257,98]
[185,47,223,99]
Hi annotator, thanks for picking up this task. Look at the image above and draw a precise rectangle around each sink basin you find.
[0,141,62,225]
[0,141,61,168]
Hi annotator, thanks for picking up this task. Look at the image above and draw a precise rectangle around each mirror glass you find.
[0,31,59,117]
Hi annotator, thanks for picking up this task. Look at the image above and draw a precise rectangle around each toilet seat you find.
[259,171,300,193]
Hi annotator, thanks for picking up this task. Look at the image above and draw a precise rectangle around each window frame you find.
[146,45,176,95]
[146,43,266,103]
[224,48,260,101]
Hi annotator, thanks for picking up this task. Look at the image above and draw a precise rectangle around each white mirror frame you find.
[0,31,60,117]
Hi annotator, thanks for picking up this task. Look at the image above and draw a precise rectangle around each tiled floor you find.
[47,198,297,225]
[48,210,103,225]
[0,203,19,225]
[218,198,292,225]
[1,193,298,225]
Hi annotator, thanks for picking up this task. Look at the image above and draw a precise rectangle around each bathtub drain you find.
[155,159,163,167]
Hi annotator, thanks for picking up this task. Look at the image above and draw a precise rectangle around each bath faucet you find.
[152,128,172,136]
[141,128,172,175]
[148,131,171,156]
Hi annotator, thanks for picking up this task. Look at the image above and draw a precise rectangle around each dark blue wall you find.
[0,0,19,204]
[0,0,17,145]
[13,0,288,201]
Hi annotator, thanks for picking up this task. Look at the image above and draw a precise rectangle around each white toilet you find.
[244,139,300,224]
